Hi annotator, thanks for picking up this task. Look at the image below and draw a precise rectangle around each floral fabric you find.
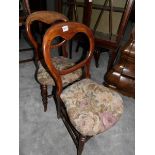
[60,79,123,136]
[37,56,82,86]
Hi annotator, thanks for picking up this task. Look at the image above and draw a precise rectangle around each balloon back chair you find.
[26,11,76,112]
[42,21,124,155]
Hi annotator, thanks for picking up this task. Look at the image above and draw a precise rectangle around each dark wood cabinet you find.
[104,28,135,97]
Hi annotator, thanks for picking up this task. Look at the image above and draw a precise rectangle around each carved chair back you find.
[42,22,94,96]
[26,11,69,62]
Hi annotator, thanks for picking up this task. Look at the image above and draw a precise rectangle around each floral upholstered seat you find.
[37,56,82,86]
[60,79,123,136]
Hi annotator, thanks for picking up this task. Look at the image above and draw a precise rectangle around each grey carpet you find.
[19,35,135,155]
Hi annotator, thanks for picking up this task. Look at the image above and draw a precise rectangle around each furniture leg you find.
[107,49,116,71]
[94,49,101,68]
[69,40,73,59]
[40,84,48,112]
[77,135,86,155]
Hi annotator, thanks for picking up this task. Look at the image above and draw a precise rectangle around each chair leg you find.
[52,91,62,119]
[94,49,101,68]
[77,135,86,155]
[69,40,73,59]
[107,50,116,71]
[40,84,48,112]
[56,95,62,119]
[75,41,80,53]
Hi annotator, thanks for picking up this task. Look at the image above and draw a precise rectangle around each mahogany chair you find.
[42,21,124,155]
[79,0,135,71]
[26,11,79,112]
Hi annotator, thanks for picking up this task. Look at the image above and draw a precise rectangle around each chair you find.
[26,11,84,112]
[42,21,124,155]
[94,0,134,70]
[77,0,134,71]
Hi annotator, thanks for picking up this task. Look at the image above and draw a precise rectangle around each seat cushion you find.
[37,56,82,86]
[60,79,123,136]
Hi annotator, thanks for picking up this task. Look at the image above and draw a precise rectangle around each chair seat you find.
[60,79,123,136]
[37,56,82,86]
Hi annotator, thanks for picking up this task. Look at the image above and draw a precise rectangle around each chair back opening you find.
[43,22,95,95]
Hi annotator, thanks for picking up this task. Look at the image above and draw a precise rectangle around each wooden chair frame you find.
[42,22,94,155]
[26,11,68,111]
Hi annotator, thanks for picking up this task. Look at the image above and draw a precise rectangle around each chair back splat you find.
[43,22,94,95]
[26,11,69,63]
[42,21,124,155]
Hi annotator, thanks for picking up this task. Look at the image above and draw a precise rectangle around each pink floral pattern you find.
[60,79,123,136]
[37,56,82,86]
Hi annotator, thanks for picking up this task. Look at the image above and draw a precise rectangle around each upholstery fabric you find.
[60,79,123,136]
[37,56,82,86]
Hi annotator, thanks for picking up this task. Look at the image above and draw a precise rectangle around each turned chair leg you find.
[56,95,62,119]
[40,84,48,112]
[69,40,73,59]
[77,136,86,155]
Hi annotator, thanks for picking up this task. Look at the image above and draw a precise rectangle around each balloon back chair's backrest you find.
[26,11,69,62]
[42,22,95,96]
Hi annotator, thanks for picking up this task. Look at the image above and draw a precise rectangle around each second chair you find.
[26,11,83,112]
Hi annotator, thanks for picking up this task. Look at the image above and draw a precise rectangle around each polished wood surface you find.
[104,28,135,97]
[43,22,94,155]
[26,11,68,111]
[43,22,94,95]
[26,11,68,62]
